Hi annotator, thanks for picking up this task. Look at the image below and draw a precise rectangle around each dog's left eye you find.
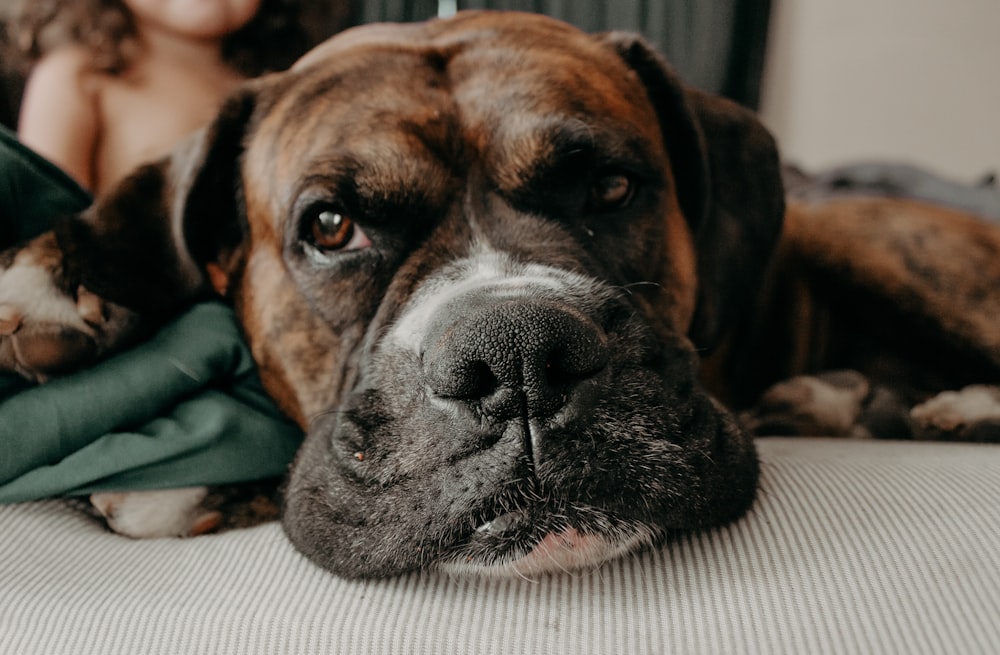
[589,172,634,211]
[307,209,371,253]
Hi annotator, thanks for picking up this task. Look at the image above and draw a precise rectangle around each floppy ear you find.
[55,89,257,321]
[599,32,785,350]
[179,88,258,291]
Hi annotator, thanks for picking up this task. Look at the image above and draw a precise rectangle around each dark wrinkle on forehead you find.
[242,11,668,262]
[246,52,467,227]
[439,40,665,198]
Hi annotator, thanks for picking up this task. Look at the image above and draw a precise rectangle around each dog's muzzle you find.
[284,250,755,579]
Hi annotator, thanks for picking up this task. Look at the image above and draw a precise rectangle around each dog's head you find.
[56,11,784,577]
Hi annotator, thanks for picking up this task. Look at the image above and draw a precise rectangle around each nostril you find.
[426,357,499,400]
[545,353,575,388]
[465,360,498,400]
[545,347,605,388]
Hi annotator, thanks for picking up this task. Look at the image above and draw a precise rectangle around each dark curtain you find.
[0,0,772,130]
[355,0,442,23]
[349,0,772,109]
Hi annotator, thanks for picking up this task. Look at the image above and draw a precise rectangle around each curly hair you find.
[4,0,319,76]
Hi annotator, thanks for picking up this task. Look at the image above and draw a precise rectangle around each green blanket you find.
[0,125,90,244]
[0,126,302,503]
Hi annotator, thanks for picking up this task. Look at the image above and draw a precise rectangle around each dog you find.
[1,11,999,579]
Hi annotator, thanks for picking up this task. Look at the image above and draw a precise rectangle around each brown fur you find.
[2,11,997,577]
[708,198,1000,408]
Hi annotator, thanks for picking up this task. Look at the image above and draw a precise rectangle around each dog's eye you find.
[308,209,370,252]
[590,173,634,211]
[312,210,353,249]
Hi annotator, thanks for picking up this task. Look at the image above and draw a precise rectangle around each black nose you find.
[422,298,608,420]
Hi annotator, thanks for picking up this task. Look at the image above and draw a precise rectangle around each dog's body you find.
[1,12,999,578]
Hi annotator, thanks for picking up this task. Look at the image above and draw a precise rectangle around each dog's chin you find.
[439,507,658,579]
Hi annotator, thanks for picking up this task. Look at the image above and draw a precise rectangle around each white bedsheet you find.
[2,438,999,654]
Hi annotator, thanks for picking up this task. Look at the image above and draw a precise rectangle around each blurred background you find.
[2,0,997,181]
[761,0,999,181]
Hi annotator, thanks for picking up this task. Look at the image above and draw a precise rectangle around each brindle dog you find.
[1,12,998,578]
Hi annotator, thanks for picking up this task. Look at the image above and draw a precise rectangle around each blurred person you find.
[9,0,310,194]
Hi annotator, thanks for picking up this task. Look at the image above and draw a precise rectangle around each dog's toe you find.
[75,286,107,328]
[188,511,225,536]
[0,304,22,335]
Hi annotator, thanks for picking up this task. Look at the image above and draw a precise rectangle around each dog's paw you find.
[742,370,913,438]
[911,385,1000,442]
[90,487,223,538]
[90,481,282,538]
[742,370,872,437]
[0,233,140,381]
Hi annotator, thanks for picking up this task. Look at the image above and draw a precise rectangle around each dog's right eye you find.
[312,210,354,249]
[304,207,371,254]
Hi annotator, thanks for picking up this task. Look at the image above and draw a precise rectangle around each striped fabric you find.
[2,438,999,654]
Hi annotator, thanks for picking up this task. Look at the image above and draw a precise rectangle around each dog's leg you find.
[1,235,282,539]
[90,480,281,538]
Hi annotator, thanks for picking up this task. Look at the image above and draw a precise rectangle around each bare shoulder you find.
[25,46,103,97]
[18,47,106,190]
[25,47,101,90]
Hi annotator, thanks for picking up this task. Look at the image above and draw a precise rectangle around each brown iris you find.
[591,173,633,210]
[311,210,355,251]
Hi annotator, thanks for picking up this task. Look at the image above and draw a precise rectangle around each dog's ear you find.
[599,32,785,350]
[178,88,258,293]
[57,89,257,318]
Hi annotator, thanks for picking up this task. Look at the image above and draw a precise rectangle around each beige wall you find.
[760,0,1000,180]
